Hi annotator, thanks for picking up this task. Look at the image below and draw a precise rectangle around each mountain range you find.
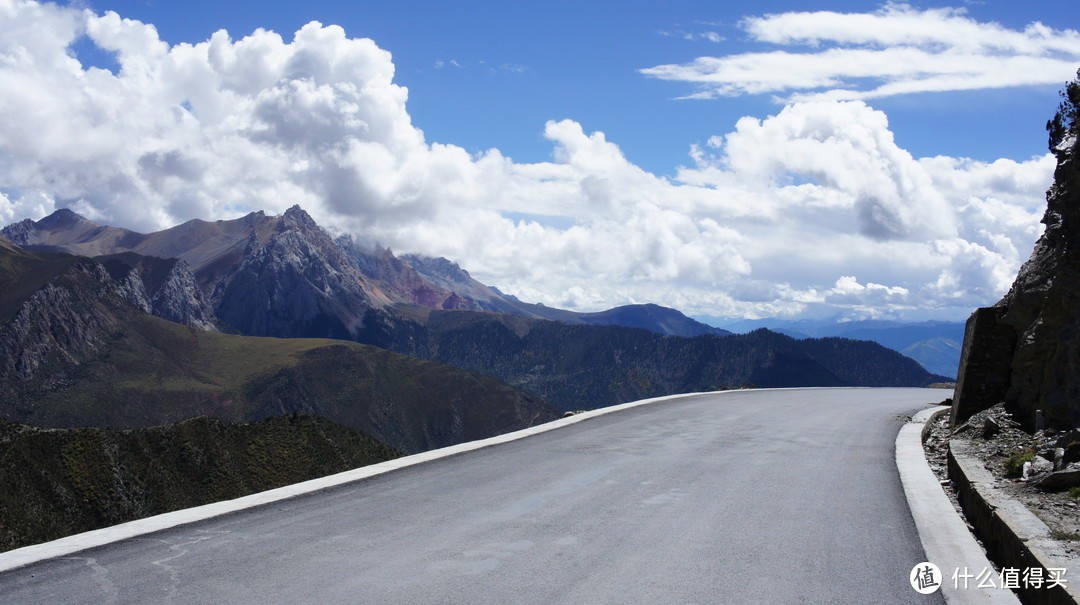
[0,234,557,454]
[2,207,949,415]
[716,317,965,379]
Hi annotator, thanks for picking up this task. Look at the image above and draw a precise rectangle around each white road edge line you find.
[0,389,729,573]
[896,406,1020,605]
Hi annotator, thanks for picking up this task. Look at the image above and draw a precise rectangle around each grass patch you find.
[1051,529,1080,541]
[1004,447,1037,478]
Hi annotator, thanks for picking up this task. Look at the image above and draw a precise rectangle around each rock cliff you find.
[211,206,382,338]
[0,258,124,385]
[0,243,217,390]
[98,253,217,331]
[953,72,1080,429]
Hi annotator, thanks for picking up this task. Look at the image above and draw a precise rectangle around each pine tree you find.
[1046,68,1080,151]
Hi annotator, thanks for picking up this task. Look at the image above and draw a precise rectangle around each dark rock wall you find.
[953,123,1080,429]
[951,308,1017,425]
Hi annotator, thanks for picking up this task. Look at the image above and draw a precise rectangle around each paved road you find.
[1,388,945,604]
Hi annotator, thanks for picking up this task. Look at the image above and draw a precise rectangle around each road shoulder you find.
[897,406,1020,604]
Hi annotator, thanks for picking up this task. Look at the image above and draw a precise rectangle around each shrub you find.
[1046,68,1080,150]
[1004,447,1036,478]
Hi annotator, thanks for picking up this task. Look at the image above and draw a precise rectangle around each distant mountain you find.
[0,242,558,454]
[0,413,401,553]
[717,318,964,378]
[359,311,950,411]
[395,254,730,338]
[4,206,387,339]
[4,207,724,339]
[900,337,961,381]
[3,208,949,413]
[504,302,731,338]
[796,337,952,387]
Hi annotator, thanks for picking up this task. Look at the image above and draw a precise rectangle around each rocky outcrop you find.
[0,257,126,384]
[212,206,382,339]
[98,253,217,330]
[0,217,34,246]
[148,258,217,330]
[953,75,1080,430]
[0,243,216,389]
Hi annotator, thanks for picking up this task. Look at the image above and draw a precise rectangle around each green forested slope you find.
[0,413,401,552]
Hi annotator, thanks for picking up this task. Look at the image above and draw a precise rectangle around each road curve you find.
[0,388,945,604]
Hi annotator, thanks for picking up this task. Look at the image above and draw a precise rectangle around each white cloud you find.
[658,28,724,43]
[826,275,909,305]
[641,4,1080,101]
[0,0,1058,322]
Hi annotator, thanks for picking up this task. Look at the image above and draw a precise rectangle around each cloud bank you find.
[0,0,1059,321]
[641,3,1080,101]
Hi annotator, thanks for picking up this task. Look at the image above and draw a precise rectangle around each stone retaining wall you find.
[948,439,1080,605]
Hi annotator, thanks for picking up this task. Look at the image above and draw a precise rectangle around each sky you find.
[1,0,1078,323]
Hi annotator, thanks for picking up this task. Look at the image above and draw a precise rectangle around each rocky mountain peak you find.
[36,208,94,230]
[1,209,96,245]
[401,254,473,284]
[1,219,36,246]
[279,204,319,231]
[211,208,383,339]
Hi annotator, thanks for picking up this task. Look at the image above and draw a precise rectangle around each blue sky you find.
[2,0,1079,321]
[72,0,1076,173]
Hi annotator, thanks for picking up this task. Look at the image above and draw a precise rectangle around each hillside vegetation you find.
[0,414,401,552]
[2,312,557,454]
[361,310,949,411]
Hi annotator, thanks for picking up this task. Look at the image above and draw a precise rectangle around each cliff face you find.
[99,253,217,331]
[953,79,1080,429]
[0,245,219,392]
[0,258,125,385]
[211,207,381,339]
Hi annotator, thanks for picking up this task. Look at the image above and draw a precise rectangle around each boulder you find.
[1023,456,1053,479]
[1035,464,1080,491]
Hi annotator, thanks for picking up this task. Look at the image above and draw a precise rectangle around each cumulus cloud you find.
[826,275,909,305]
[0,0,1058,322]
[640,3,1080,101]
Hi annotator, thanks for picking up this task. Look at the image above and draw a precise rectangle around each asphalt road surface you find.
[1,388,946,604]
